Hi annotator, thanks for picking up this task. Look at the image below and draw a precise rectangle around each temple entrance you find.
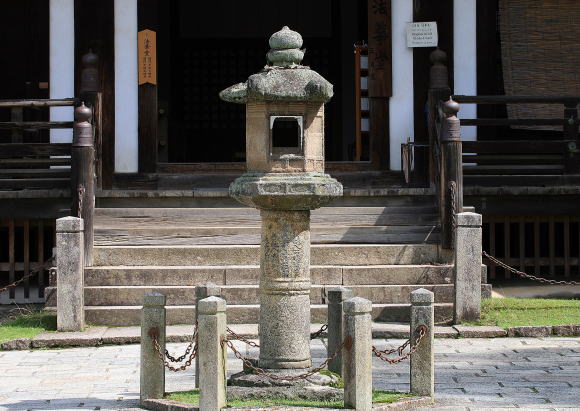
[143,0,367,165]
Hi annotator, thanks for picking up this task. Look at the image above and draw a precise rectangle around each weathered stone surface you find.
[453,325,507,338]
[198,296,227,411]
[343,297,373,411]
[327,286,353,374]
[227,385,341,402]
[230,172,342,211]
[410,289,435,398]
[507,326,553,337]
[454,212,482,323]
[56,216,85,332]
[140,292,166,404]
[259,210,311,370]
[219,27,333,104]
[0,338,32,351]
[195,283,221,389]
[552,324,580,336]
[32,326,107,348]
[229,369,338,388]
[101,326,140,344]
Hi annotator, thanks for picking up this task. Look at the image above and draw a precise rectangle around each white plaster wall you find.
[454,0,477,141]
[49,0,75,144]
[114,0,139,173]
[389,0,414,170]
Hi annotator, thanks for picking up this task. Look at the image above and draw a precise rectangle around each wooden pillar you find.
[71,103,95,266]
[137,0,159,173]
[367,0,392,170]
[440,99,463,249]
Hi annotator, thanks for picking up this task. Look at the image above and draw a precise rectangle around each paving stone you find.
[453,325,507,338]
[0,338,32,351]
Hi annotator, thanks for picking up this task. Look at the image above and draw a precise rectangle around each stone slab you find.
[552,324,580,336]
[453,325,507,338]
[31,326,107,348]
[507,326,553,338]
[0,338,32,351]
[372,323,458,339]
[101,326,141,344]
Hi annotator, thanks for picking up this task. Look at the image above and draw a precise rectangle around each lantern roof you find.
[219,26,333,104]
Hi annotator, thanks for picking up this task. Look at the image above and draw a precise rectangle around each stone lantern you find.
[220,26,342,373]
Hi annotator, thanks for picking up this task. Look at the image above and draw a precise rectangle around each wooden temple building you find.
[0,0,578,322]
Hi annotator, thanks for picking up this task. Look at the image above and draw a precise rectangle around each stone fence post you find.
[343,297,372,411]
[198,296,227,411]
[140,292,166,404]
[195,283,221,389]
[327,286,353,375]
[410,289,434,398]
[56,216,84,331]
[454,212,483,323]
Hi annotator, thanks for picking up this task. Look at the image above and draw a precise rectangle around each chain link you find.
[483,251,580,286]
[0,257,54,294]
[223,337,345,381]
[152,335,198,372]
[310,324,328,340]
[372,325,428,364]
[226,327,260,347]
[77,184,85,218]
[448,180,457,246]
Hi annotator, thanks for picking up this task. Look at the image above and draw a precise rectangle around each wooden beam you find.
[0,143,71,157]
[0,98,76,107]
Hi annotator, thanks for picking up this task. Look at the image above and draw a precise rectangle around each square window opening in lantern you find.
[270,116,303,157]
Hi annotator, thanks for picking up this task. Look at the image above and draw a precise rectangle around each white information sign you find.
[406,22,438,48]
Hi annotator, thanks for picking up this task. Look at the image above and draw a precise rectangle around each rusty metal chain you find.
[227,327,260,347]
[372,325,428,364]
[310,324,328,340]
[448,180,457,245]
[0,257,54,294]
[223,336,347,381]
[77,184,85,218]
[483,251,580,286]
[152,335,198,372]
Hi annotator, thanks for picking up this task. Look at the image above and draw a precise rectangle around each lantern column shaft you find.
[259,210,312,369]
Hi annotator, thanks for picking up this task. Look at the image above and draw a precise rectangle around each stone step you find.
[80,303,454,326]
[92,244,444,266]
[94,225,440,246]
[94,207,438,229]
[45,284,492,307]
[84,264,486,286]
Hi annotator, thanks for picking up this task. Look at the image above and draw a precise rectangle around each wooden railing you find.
[0,50,100,266]
[427,48,580,249]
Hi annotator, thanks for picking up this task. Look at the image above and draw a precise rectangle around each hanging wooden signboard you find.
[367,0,392,97]
[138,29,157,85]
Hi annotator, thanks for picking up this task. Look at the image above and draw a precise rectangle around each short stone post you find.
[410,289,434,398]
[198,296,227,411]
[327,286,353,375]
[56,216,84,331]
[454,212,483,323]
[342,297,372,411]
[140,292,166,404]
[195,283,221,388]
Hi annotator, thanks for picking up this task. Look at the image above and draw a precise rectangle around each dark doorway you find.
[151,0,363,164]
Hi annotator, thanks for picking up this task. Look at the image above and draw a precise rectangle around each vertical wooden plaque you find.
[368,0,392,97]
[138,29,157,85]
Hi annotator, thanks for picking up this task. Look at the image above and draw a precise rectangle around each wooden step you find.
[82,303,454,326]
[94,207,438,229]
[92,244,444,266]
[94,225,440,246]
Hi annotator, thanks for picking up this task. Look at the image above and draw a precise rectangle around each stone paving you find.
[0,337,578,410]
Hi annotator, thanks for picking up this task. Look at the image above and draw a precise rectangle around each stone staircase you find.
[46,189,490,325]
